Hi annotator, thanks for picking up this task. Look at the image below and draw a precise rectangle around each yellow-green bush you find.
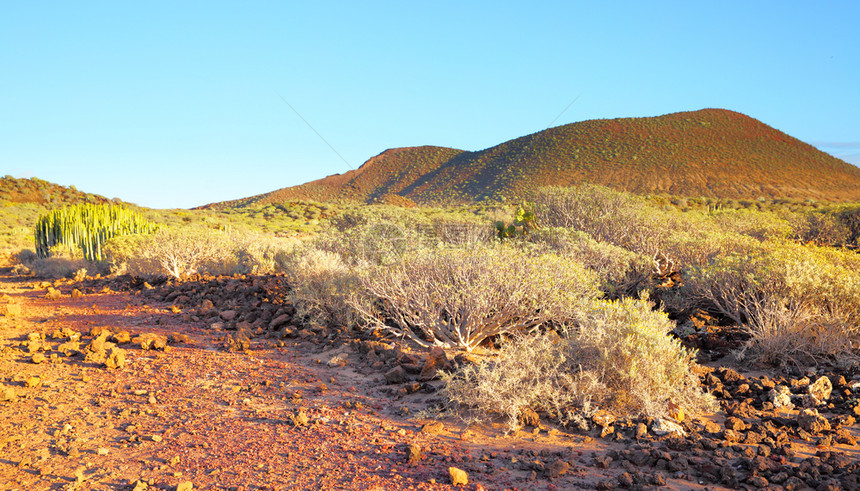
[685,240,860,364]
[533,184,682,256]
[441,296,715,429]
[525,227,651,296]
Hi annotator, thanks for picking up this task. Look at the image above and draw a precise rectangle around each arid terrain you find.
[2,266,860,490]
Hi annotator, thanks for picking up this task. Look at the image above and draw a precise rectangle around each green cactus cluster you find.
[35,203,158,262]
[495,201,539,239]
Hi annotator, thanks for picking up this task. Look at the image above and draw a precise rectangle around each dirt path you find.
[3,270,859,490]
[0,271,635,491]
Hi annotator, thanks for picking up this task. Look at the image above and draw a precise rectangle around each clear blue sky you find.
[3,1,858,209]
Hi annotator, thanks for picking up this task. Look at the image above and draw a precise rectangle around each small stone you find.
[448,466,468,486]
[808,376,832,403]
[406,443,423,464]
[71,289,84,298]
[111,331,131,344]
[97,447,109,456]
[725,416,746,431]
[617,471,634,488]
[797,408,830,433]
[290,409,309,427]
[546,459,570,478]
[635,422,648,439]
[168,333,190,344]
[176,483,193,491]
[151,435,163,442]
[518,407,540,427]
[418,346,449,381]
[25,376,42,388]
[651,418,685,437]
[747,475,768,488]
[703,420,720,433]
[592,410,615,428]
[220,310,237,321]
[328,353,348,367]
[104,348,126,369]
[768,386,793,409]
[384,366,407,384]
[32,352,47,364]
[421,421,444,434]
[0,386,17,402]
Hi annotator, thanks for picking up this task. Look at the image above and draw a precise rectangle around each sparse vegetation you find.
[6,158,860,434]
[441,296,716,430]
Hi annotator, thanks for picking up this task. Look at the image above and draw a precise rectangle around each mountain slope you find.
[203,109,860,208]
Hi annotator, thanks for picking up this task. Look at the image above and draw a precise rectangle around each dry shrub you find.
[441,332,603,430]
[441,296,715,430]
[352,244,601,351]
[534,184,681,256]
[276,245,363,328]
[789,210,851,246]
[105,227,299,279]
[316,220,424,266]
[686,240,860,365]
[15,245,102,279]
[231,234,304,274]
[430,218,494,246]
[525,227,651,296]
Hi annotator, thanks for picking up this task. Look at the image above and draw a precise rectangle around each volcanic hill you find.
[204,109,860,208]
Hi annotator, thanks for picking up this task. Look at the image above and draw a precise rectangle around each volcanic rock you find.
[448,466,468,486]
[797,408,830,433]
[418,346,449,381]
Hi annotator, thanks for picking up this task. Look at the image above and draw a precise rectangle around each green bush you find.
[711,208,793,241]
[441,296,715,429]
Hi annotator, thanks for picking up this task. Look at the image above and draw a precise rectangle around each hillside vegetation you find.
[202,109,860,208]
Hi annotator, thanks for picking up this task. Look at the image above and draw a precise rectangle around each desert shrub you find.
[106,227,241,279]
[441,296,715,429]
[327,205,432,233]
[525,227,651,296]
[685,240,860,365]
[275,245,363,328]
[430,217,494,245]
[17,245,98,278]
[789,211,850,246]
[231,234,304,274]
[661,226,759,271]
[315,220,425,266]
[352,244,601,351]
[711,209,793,241]
[533,184,681,256]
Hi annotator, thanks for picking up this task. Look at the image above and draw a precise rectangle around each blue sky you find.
[2,1,858,209]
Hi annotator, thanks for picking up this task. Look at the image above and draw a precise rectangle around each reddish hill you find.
[202,109,860,208]
[0,176,113,206]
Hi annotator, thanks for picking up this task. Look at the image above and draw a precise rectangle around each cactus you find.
[34,204,158,262]
[495,201,539,239]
